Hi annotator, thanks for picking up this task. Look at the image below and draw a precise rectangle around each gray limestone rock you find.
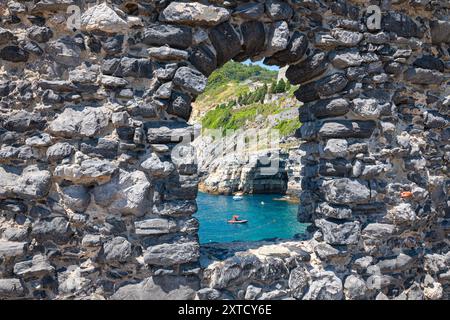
[54,158,117,185]
[31,217,73,244]
[46,37,81,66]
[48,107,111,138]
[14,254,55,278]
[60,185,90,213]
[0,240,27,259]
[209,22,242,66]
[160,2,230,27]
[93,169,151,217]
[173,67,207,95]
[315,219,361,245]
[233,3,264,20]
[103,237,132,263]
[322,178,371,205]
[303,271,343,300]
[0,279,25,298]
[143,24,192,49]
[265,0,293,21]
[143,241,200,266]
[111,276,198,300]
[289,267,310,299]
[344,275,369,300]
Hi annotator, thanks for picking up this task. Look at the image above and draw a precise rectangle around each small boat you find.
[232,192,244,201]
[228,215,248,224]
[227,219,248,224]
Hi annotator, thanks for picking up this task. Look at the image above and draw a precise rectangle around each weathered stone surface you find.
[404,68,444,85]
[103,237,132,263]
[111,276,198,300]
[295,73,348,102]
[160,2,230,27]
[0,165,51,200]
[135,218,177,236]
[387,203,417,224]
[31,217,73,244]
[0,279,25,298]
[289,267,310,299]
[54,158,117,185]
[351,98,390,120]
[60,185,90,213]
[173,67,207,95]
[265,31,308,66]
[93,169,151,217]
[0,27,14,45]
[168,91,192,121]
[48,107,111,138]
[320,139,348,159]
[344,275,369,300]
[316,219,361,245]
[322,178,371,205]
[414,55,445,72]
[331,49,363,68]
[0,46,29,62]
[189,44,217,76]
[430,20,450,44]
[148,46,188,62]
[144,242,199,266]
[28,26,53,43]
[13,254,55,278]
[425,111,449,129]
[233,3,264,20]
[142,24,192,49]
[3,111,46,132]
[101,75,129,88]
[316,202,352,219]
[141,153,174,178]
[320,120,376,139]
[237,21,266,60]
[80,3,128,34]
[376,253,415,273]
[287,51,329,85]
[303,271,343,300]
[300,98,349,121]
[265,0,293,21]
[46,143,74,163]
[0,0,448,301]
[0,240,27,259]
[382,12,423,38]
[266,21,289,56]
[46,37,81,66]
[209,22,241,66]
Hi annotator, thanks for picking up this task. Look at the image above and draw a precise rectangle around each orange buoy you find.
[401,191,413,198]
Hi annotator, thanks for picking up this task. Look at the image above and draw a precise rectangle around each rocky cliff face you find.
[194,129,303,196]
[0,0,449,300]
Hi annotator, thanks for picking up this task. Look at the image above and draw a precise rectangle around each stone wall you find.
[0,0,449,300]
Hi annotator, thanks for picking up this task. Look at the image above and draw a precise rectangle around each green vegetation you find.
[274,119,302,136]
[205,61,277,91]
[195,60,302,137]
[237,84,268,105]
[269,79,290,94]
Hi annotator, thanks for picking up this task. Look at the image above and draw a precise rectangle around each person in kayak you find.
[228,215,248,224]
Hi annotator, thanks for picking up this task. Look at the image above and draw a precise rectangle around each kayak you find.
[227,220,248,224]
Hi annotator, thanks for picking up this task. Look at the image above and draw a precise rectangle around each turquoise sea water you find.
[195,192,307,244]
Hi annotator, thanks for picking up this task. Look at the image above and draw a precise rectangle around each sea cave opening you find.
[189,59,307,244]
